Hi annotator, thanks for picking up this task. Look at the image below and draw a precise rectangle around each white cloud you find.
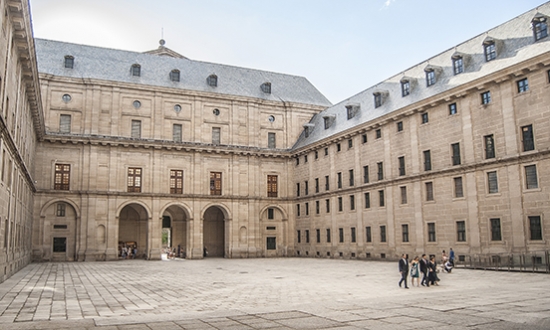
[382,0,396,9]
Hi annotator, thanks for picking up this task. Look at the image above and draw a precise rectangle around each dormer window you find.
[64,55,74,69]
[261,82,271,94]
[425,69,435,87]
[374,93,382,108]
[323,115,335,130]
[346,103,360,120]
[303,123,315,138]
[131,64,141,77]
[207,74,218,87]
[532,13,549,41]
[452,53,464,75]
[483,38,497,62]
[400,77,413,97]
[170,69,180,82]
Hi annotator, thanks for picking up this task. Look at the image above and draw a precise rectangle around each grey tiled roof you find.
[292,2,550,150]
[34,39,332,108]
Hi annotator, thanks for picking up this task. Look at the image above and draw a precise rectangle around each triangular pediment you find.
[143,46,187,59]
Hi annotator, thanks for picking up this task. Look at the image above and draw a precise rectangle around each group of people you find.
[120,244,138,259]
[398,248,455,289]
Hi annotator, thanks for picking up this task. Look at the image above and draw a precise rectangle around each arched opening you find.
[42,201,78,261]
[118,203,148,259]
[260,206,288,257]
[162,205,188,258]
[203,206,225,257]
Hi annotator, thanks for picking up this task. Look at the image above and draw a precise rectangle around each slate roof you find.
[292,2,550,150]
[34,39,332,108]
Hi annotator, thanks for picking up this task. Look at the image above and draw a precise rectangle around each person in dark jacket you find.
[398,254,409,289]
[420,254,429,287]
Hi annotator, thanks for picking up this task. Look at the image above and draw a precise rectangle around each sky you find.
[28,0,547,104]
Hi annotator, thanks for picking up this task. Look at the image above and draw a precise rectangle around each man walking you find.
[398,254,409,289]
[420,254,429,287]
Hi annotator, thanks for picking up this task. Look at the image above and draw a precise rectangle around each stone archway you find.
[162,205,189,258]
[40,200,79,262]
[203,206,226,257]
[118,203,148,259]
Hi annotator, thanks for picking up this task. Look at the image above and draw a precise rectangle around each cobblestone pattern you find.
[0,258,549,329]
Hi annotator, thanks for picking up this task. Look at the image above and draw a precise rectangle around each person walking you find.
[398,254,409,289]
[449,248,455,266]
[420,254,429,287]
[410,256,420,287]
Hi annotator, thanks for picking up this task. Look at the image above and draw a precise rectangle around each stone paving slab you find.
[0,258,548,329]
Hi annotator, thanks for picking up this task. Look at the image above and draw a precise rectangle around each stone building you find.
[1,0,550,283]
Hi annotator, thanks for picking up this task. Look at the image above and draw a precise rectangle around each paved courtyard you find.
[0,258,549,329]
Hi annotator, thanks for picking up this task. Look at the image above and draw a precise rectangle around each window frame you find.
[521,124,535,152]
[268,132,276,149]
[421,112,429,124]
[127,167,142,193]
[484,42,496,62]
[426,69,436,87]
[449,103,457,115]
[481,91,491,105]
[452,56,464,75]
[401,80,411,97]
[54,164,71,190]
[379,190,385,207]
[533,19,548,41]
[487,171,498,194]
[400,186,407,204]
[172,124,182,142]
[364,192,371,209]
[454,177,464,198]
[490,218,502,241]
[210,172,222,195]
[423,150,432,171]
[451,143,461,166]
[380,225,386,243]
[170,69,180,82]
[525,164,538,189]
[425,182,434,201]
[131,64,141,77]
[398,156,406,176]
[64,55,74,69]
[456,220,466,242]
[427,222,436,242]
[484,134,495,159]
[517,78,529,93]
[402,224,409,243]
[267,175,278,197]
[528,216,542,241]
[170,169,183,194]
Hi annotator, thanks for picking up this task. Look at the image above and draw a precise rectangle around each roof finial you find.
[159,27,165,47]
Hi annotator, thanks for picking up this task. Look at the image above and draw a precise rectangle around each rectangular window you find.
[348,139,353,149]
[127,167,142,193]
[490,218,502,241]
[377,162,383,180]
[349,169,354,186]
[267,175,278,197]
[336,143,341,152]
[423,150,432,171]
[481,91,491,105]
[421,112,429,124]
[339,228,344,243]
[297,230,301,243]
[487,171,498,194]
[325,175,330,191]
[324,147,328,156]
[210,172,222,195]
[533,20,548,41]
[326,228,331,243]
[54,164,71,190]
[316,229,320,243]
[402,224,409,243]
[296,183,300,197]
[131,120,141,138]
[449,103,457,115]
[364,192,370,208]
[453,56,464,75]
[350,195,355,210]
[305,181,309,195]
[454,177,464,198]
[456,221,466,242]
[268,132,276,148]
[426,70,436,87]
[451,143,461,165]
[529,216,542,240]
[315,178,319,193]
[305,203,309,216]
[266,237,276,250]
[324,117,330,129]
[56,203,66,217]
[366,226,372,243]
[363,165,369,183]
[374,93,382,108]
[314,151,318,159]
[212,127,221,145]
[517,78,529,93]
[304,155,308,163]
[521,125,534,151]
[428,222,436,242]
[268,208,274,220]
[296,158,300,166]
[398,156,406,176]
[173,124,182,142]
[401,80,410,96]
[315,200,320,214]
[351,227,356,243]
[525,165,538,189]
[346,106,354,120]
[362,134,367,143]
[325,199,330,213]
[380,225,386,242]
[59,114,71,133]
[337,172,342,189]
[484,42,496,62]
[400,186,407,204]
[379,190,385,207]
[296,204,301,217]
[170,170,183,194]
[484,134,495,159]
[375,129,381,139]
[425,182,434,201]
[397,121,403,132]
[338,197,343,212]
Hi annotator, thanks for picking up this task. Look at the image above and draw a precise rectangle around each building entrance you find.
[203,206,225,257]
[118,204,148,259]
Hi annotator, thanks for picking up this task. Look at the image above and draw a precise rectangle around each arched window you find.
[64,55,74,69]
[261,82,271,94]
[170,69,180,82]
[131,64,141,77]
